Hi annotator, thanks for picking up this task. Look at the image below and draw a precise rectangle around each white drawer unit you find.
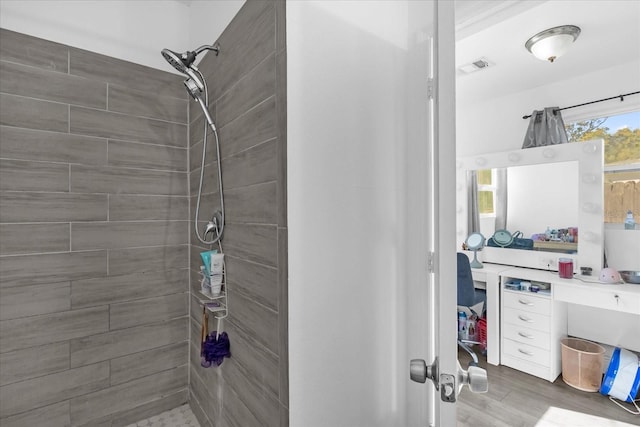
[503,292,551,316]
[500,268,568,382]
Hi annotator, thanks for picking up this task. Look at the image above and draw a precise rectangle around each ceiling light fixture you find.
[525,25,581,63]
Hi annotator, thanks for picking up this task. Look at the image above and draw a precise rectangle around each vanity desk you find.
[470,261,640,382]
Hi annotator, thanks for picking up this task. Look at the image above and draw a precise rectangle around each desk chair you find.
[457,252,487,366]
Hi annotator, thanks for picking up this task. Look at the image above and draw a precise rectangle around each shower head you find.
[161,48,197,74]
[161,44,220,74]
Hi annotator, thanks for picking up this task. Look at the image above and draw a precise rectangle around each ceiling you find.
[455,0,640,105]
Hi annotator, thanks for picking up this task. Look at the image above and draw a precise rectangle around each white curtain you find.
[494,168,508,231]
[522,107,568,148]
[467,170,480,233]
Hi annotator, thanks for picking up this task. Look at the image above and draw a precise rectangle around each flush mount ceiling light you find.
[525,25,581,63]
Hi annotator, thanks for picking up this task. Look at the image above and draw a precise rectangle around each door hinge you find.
[427,251,435,273]
[427,78,435,100]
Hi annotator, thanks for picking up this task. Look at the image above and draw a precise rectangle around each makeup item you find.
[530,284,540,293]
[520,281,531,291]
[559,258,573,279]
[505,283,521,291]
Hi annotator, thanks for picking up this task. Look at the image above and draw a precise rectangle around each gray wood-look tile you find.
[108,245,188,275]
[0,401,70,427]
[69,365,187,426]
[0,282,70,320]
[188,101,215,148]
[0,223,70,255]
[190,366,220,424]
[70,165,187,196]
[222,378,264,427]
[107,390,188,427]
[71,268,187,308]
[0,250,107,288]
[277,228,288,406]
[226,256,277,311]
[71,220,188,251]
[0,126,108,165]
[201,0,275,102]
[221,223,277,267]
[227,289,278,355]
[224,181,277,224]
[224,320,279,399]
[189,390,214,427]
[109,194,188,221]
[222,138,277,190]
[189,161,220,196]
[0,361,109,418]
[110,341,188,385]
[276,50,287,229]
[109,293,188,330]
[0,158,69,192]
[0,306,108,354]
[70,106,187,147]
[0,191,107,223]
[216,54,276,129]
[0,29,69,73]
[221,357,280,427]
[0,93,68,132]
[108,83,188,123]
[219,96,277,160]
[0,60,106,109]
[108,139,187,171]
[189,133,219,173]
[0,342,69,386]
[69,47,186,99]
[69,317,187,367]
[276,0,286,54]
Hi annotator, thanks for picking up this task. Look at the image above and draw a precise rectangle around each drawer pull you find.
[518,332,534,339]
[518,348,534,356]
[518,299,533,306]
[518,315,533,323]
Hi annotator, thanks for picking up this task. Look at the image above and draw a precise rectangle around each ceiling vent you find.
[458,58,493,74]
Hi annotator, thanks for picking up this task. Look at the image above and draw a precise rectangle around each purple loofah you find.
[202,331,231,366]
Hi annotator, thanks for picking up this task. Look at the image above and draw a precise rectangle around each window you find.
[566,110,640,223]
[477,169,495,216]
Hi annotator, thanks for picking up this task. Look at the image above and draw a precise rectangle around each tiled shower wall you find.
[0,29,191,426]
[187,1,288,426]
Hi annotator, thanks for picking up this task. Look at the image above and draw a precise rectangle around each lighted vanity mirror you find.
[483,161,579,251]
[456,140,604,273]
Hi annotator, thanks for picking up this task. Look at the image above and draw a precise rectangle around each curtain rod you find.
[522,90,640,119]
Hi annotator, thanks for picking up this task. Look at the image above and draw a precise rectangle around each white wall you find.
[188,0,244,49]
[287,2,435,425]
[0,0,244,72]
[457,60,640,157]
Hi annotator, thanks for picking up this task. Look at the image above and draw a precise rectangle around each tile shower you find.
[0,1,287,426]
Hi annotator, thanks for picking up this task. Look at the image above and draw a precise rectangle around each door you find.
[407,1,487,426]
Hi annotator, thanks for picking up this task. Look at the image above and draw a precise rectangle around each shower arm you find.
[194,44,220,57]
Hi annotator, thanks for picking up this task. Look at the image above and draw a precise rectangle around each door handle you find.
[518,332,534,339]
[518,315,533,322]
[410,357,488,402]
[518,299,533,306]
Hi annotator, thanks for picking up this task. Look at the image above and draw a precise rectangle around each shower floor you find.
[125,404,200,427]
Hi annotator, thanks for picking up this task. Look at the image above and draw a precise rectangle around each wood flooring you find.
[457,349,639,426]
